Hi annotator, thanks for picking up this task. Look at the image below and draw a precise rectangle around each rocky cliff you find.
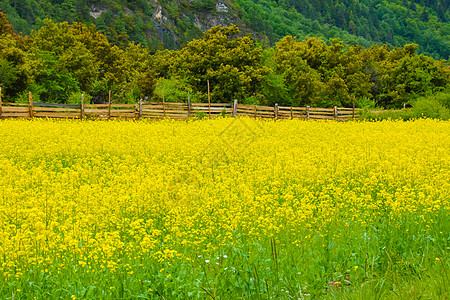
[87,0,251,50]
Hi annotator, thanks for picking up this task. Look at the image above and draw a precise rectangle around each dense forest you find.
[239,0,450,59]
[1,11,449,109]
[0,0,449,59]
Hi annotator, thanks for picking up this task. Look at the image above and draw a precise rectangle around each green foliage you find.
[0,17,155,104]
[32,50,81,103]
[0,28,33,99]
[13,82,44,103]
[0,59,18,96]
[236,0,450,59]
[194,109,207,120]
[2,0,450,60]
[360,91,450,121]
[158,25,270,103]
[0,11,14,35]
[67,92,91,105]
[243,95,260,105]
[259,71,290,106]
[376,47,449,108]
[274,36,372,107]
[138,68,158,99]
[0,10,449,113]
[90,79,111,104]
[191,0,215,12]
[356,96,378,110]
[259,47,291,106]
[410,94,450,120]
[154,77,193,103]
[434,88,450,108]
[274,36,449,108]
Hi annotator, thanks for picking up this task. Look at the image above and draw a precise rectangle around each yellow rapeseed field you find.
[0,118,448,298]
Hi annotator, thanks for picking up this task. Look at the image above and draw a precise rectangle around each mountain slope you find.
[237,0,450,59]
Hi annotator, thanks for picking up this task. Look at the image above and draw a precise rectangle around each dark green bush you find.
[433,89,450,108]
[410,94,450,120]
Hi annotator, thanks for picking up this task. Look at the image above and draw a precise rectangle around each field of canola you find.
[0,118,449,299]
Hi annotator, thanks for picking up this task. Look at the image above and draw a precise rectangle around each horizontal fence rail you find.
[0,90,363,121]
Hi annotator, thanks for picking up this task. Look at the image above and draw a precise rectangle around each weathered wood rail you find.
[0,90,362,121]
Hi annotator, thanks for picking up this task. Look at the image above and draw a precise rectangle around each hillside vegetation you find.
[238,0,450,60]
[1,12,449,111]
[0,0,449,59]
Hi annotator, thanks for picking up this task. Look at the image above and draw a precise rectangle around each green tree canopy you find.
[274,35,449,108]
[157,25,270,103]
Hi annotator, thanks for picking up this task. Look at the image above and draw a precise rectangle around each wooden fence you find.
[0,90,361,121]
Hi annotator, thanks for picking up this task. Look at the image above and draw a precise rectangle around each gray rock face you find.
[216,2,229,13]
[89,0,254,49]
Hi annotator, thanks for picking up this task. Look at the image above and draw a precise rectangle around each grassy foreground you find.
[0,118,448,299]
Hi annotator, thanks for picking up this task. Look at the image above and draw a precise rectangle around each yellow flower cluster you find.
[0,118,448,281]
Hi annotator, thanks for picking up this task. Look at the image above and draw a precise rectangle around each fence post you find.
[254,105,257,118]
[353,96,355,118]
[274,103,278,120]
[290,106,293,119]
[307,106,310,120]
[233,99,238,118]
[139,98,143,120]
[162,88,166,118]
[0,87,2,119]
[207,79,211,119]
[334,106,338,120]
[108,90,111,119]
[29,91,34,118]
[80,94,85,119]
[188,91,191,117]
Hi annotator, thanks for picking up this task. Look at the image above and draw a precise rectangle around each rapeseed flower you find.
[0,118,448,297]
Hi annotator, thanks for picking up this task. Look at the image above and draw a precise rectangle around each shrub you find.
[360,91,450,121]
[67,92,92,105]
[409,93,450,120]
[433,89,450,108]
[355,96,379,110]
[154,77,195,103]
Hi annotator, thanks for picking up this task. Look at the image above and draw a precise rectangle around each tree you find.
[0,11,14,35]
[165,25,269,103]
[0,14,33,99]
[31,50,80,103]
[373,43,450,108]
[274,36,373,107]
[138,68,158,99]
[26,19,153,103]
